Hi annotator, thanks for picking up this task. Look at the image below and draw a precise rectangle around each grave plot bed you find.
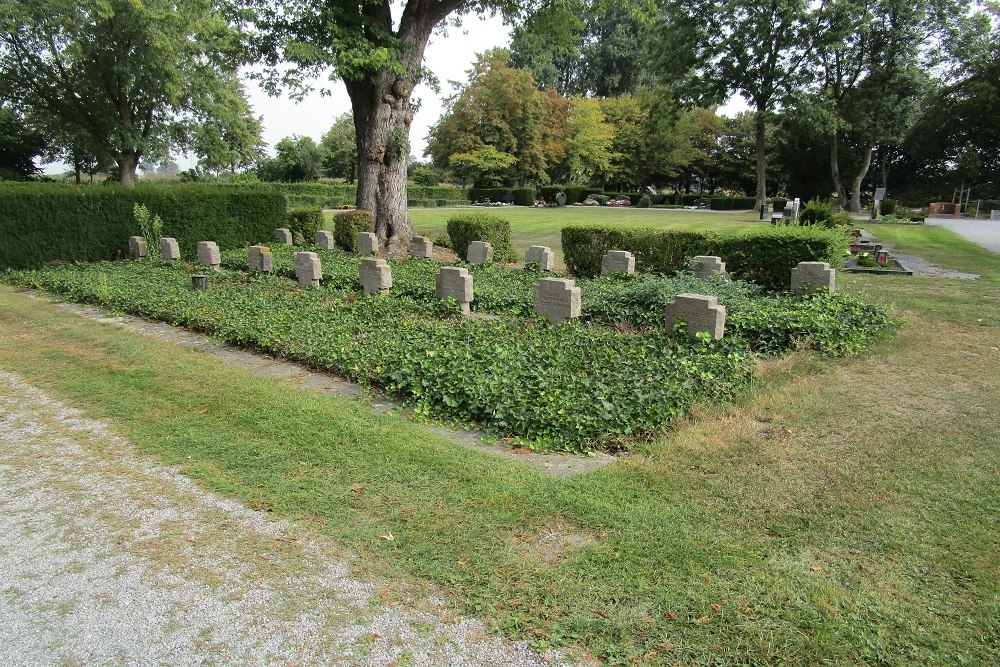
[843,259,914,275]
[4,259,897,452]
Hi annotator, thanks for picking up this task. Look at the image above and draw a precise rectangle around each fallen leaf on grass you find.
[381,533,394,541]
[592,609,610,618]
[810,566,823,572]
[665,611,678,620]
[351,485,364,495]
[692,616,711,625]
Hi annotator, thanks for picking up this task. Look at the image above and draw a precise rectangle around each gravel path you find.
[0,370,573,667]
[925,217,1000,254]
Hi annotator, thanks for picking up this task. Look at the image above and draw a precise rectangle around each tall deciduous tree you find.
[653,0,815,210]
[0,0,256,186]
[0,107,45,180]
[320,114,359,182]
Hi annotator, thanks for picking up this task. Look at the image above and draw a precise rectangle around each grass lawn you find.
[1,216,998,665]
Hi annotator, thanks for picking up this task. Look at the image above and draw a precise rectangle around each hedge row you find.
[561,225,848,290]
[468,188,536,206]
[446,213,514,261]
[0,184,286,270]
[222,182,469,209]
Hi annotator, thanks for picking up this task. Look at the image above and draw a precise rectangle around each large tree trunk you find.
[753,110,767,212]
[849,145,874,212]
[117,151,139,187]
[830,133,847,205]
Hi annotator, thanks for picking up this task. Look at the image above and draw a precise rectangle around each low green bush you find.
[446,213,513,262]
[0,183,285,269]
[709,196,756,210]
[798,198,835,227]
[880,197,897,216]
[333,209,374,251]
[286,208,323,245]
[468,187,535,206]
[637,194,652,208]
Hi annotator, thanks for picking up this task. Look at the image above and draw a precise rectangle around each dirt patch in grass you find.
[515,523,602,564]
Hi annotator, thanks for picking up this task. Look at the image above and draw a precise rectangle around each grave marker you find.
[665,293,726,340]
[992,210,1000,221]
[275,228,293,245]
[247,245,273,273]
[435,266,474,315]
[128,236,147,259]
[159,237,180,262]
[533,278,581,324]
[790,261,836,295]
[359,258,392,295]
[692,255,726,279]
[601,250,635,275]
[524,245,555,271]
[410,235,433,259]
[356,232,378,255]
[295,251,321,288]
[467,241,494,265]
[315,230,335,249]
[196,241,221,271]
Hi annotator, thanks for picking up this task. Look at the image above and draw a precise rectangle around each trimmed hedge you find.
[468,187,535,206]
[0,183,285,269]
[446,213,513,262]
[539,185,591,205]
[286,208,324,245]
[709,197,756,210]
[561,225,848,290]
[227,182,469,209]
[333,209,374,251]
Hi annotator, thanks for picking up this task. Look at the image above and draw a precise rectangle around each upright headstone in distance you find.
[196,241,221,271]
[435,266,474,315]
[533,277,581,325]
[294,251,321,288]
[247,245,273,273]
[600,250,636,275]
[555,191,567,207]
[692,255,726,279]
[467,241,494,265]
[409,235,433,259]
[790,261,836,295]
[524,245,555,271]
[275,228,293,245]
[128,236,147,259]
[356,232,378,256]
[359,258,392,295]
[159,237,180,262]
[665,293,726,340]
[315,230,335,250]
[992,209,1000,221]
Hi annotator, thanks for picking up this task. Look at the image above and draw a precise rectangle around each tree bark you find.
[830,133,847,205]
[753,110,767,212]
[849,145,874,213]
[117,151,138,187]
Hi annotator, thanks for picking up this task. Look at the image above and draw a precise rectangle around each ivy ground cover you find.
[6,255,895,451]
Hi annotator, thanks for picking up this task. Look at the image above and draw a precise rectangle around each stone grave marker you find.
[295,251,321,288]
[356,232,378,255]
[790,261,836,295]
[524,245,555,271]
[315,230,335,250]
[159,237,180,262]
[665,293,726,340]
[555,191,567,207]
[247,245,273,273]
[601,250,635,275]
[692,255,725,279]
[196,241,221,271]
[128,236,147,259]
[410,235,433,259]
[533,277,581,325]
[275,228,293,245]
[467,241,494,265]
[992,209,1000,221]
[359,258,392,295]
[435,266,474,315]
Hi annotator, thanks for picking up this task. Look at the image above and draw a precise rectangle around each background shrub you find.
[468,187,535,206]
[798,198,835,227]
[0,183,285,269]
[638,194,652,208]
[222,181,468,209]
[880,197,897,215]
[286,208,324,245]
[447,213,513,261]
[709,196,756,211]
[333,209,374,251]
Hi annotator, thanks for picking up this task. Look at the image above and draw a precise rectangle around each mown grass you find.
[1,221,998,665]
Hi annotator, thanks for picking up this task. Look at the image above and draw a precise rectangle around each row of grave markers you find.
[127,232,835,339]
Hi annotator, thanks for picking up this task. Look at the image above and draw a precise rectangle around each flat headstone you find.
[665,293,726,340]
[315,230,335,250]
[409,235,433,259]
[159,237,180,262]
[692,255,726,279]
[275,228,293,245]
[294,251,321,288]
[524,245,554,271]
[356,232,378,256]
[533,277,581,325]
[790,261,836,295]
[128,236,147,259]
[359,258,392,295]
[196,241,221,271]
[600,250,635,275]
[467,241,494,265]
[247,245,273,273]
[435,266,474,315]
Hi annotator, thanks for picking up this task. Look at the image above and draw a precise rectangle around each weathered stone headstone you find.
[533,277,581,325]
[294,251,321,288]
[992,209,1000,221]
[128,236,147,259]
[409,235,433,259]
[665,293,726,340]
[247,245,273,273]
[275,228,293,245]
[359,258,392,295]
[524,245,555,271]
[436,266,474,315]
[790,261,836,295]
[315,230,335,249]
[467,241,494,265]
[692,255,726,279]
[600,250,635,275]
[555,191,567,207]
[356,232,378,255]
[196,241,221,271]
[159,237,180,262]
